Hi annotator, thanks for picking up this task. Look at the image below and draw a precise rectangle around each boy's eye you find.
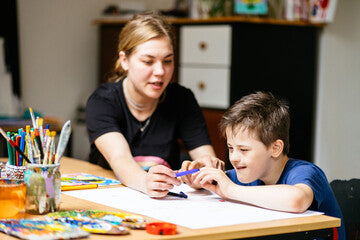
[240,149,249,152]
[143,60,153,65]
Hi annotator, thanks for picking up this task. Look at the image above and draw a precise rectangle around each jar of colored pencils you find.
[24,163,61,214]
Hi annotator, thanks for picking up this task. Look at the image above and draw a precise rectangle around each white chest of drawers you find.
[179,25,232,109]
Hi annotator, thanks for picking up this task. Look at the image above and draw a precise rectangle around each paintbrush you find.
[55,120,71,163]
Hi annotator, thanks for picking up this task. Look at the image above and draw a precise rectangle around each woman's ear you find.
[119,51,129,71]
[271,139,284,158]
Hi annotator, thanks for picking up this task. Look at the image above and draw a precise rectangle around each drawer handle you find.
[198,81,206,90]
[199,41,207,50]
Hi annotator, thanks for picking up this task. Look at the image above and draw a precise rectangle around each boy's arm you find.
[226,183,314,213]
[194,167,314,213]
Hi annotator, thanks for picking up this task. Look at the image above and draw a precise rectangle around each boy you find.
[192,91,345,240]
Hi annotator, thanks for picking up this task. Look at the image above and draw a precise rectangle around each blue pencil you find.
[19,131,26,166]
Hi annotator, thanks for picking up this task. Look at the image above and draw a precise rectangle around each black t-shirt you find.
[86,79,211,170]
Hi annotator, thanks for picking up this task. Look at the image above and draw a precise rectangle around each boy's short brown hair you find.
[219,91,290,154]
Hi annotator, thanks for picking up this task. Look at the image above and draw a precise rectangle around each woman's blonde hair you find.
[110,12,175,82]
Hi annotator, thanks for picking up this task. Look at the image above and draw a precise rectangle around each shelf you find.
[94,15,326,27]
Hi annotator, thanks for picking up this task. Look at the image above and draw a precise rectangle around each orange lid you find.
[146,222,177,235]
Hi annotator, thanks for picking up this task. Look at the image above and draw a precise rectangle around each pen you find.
[175,168,199,177]
[167,191,188,199]
[61,184,98,191]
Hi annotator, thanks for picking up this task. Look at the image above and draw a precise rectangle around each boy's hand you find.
[145,165,181,198]
[193,167,233,199]
[179,156,224,189]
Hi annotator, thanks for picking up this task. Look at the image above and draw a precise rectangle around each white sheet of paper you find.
[64,184,323,229]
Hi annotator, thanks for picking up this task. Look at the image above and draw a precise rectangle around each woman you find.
[86,12,223,198]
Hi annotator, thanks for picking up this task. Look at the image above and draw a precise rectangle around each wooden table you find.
[0,157,340,240]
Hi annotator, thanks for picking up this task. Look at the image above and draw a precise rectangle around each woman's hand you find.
[179,155,224,189]
[145,165,181,198]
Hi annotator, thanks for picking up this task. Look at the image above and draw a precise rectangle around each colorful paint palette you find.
[46,210,147,235]
[0,219,89,240]
[61,173,121,187]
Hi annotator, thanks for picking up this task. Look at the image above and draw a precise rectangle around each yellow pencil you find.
[61,184,98,191]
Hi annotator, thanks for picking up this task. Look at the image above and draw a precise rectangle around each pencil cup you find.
[0,162,6,178]
[24,163,61,214]
[4,163,26,180]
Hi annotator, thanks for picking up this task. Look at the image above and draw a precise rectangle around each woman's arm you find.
[95,132,181,197]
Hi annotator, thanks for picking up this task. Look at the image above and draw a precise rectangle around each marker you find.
[175,168,199,177]
[167,191,188,199]
[0,127,31,164]
[61,184,98,191]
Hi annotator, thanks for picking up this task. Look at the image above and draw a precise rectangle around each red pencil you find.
[16,135,20,166]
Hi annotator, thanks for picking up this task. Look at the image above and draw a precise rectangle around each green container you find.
[24,163,61,214]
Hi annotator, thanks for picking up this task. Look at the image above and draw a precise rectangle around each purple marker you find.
[175,168,199,177]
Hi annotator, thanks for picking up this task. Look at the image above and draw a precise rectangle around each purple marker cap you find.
[175,168,199,177]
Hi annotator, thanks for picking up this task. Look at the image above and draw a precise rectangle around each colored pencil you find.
[0,127,31,164]
[61,184,98,191]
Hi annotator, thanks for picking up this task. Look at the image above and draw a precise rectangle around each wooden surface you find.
[94,16,326,27]
[0,157,340,239]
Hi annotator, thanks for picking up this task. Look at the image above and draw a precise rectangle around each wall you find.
[17,0,175,159]
[17,0,174,121]
[314,0,360,181]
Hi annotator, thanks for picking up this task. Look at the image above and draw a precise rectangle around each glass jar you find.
[24,163,61,214]
[4,163,26,180]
